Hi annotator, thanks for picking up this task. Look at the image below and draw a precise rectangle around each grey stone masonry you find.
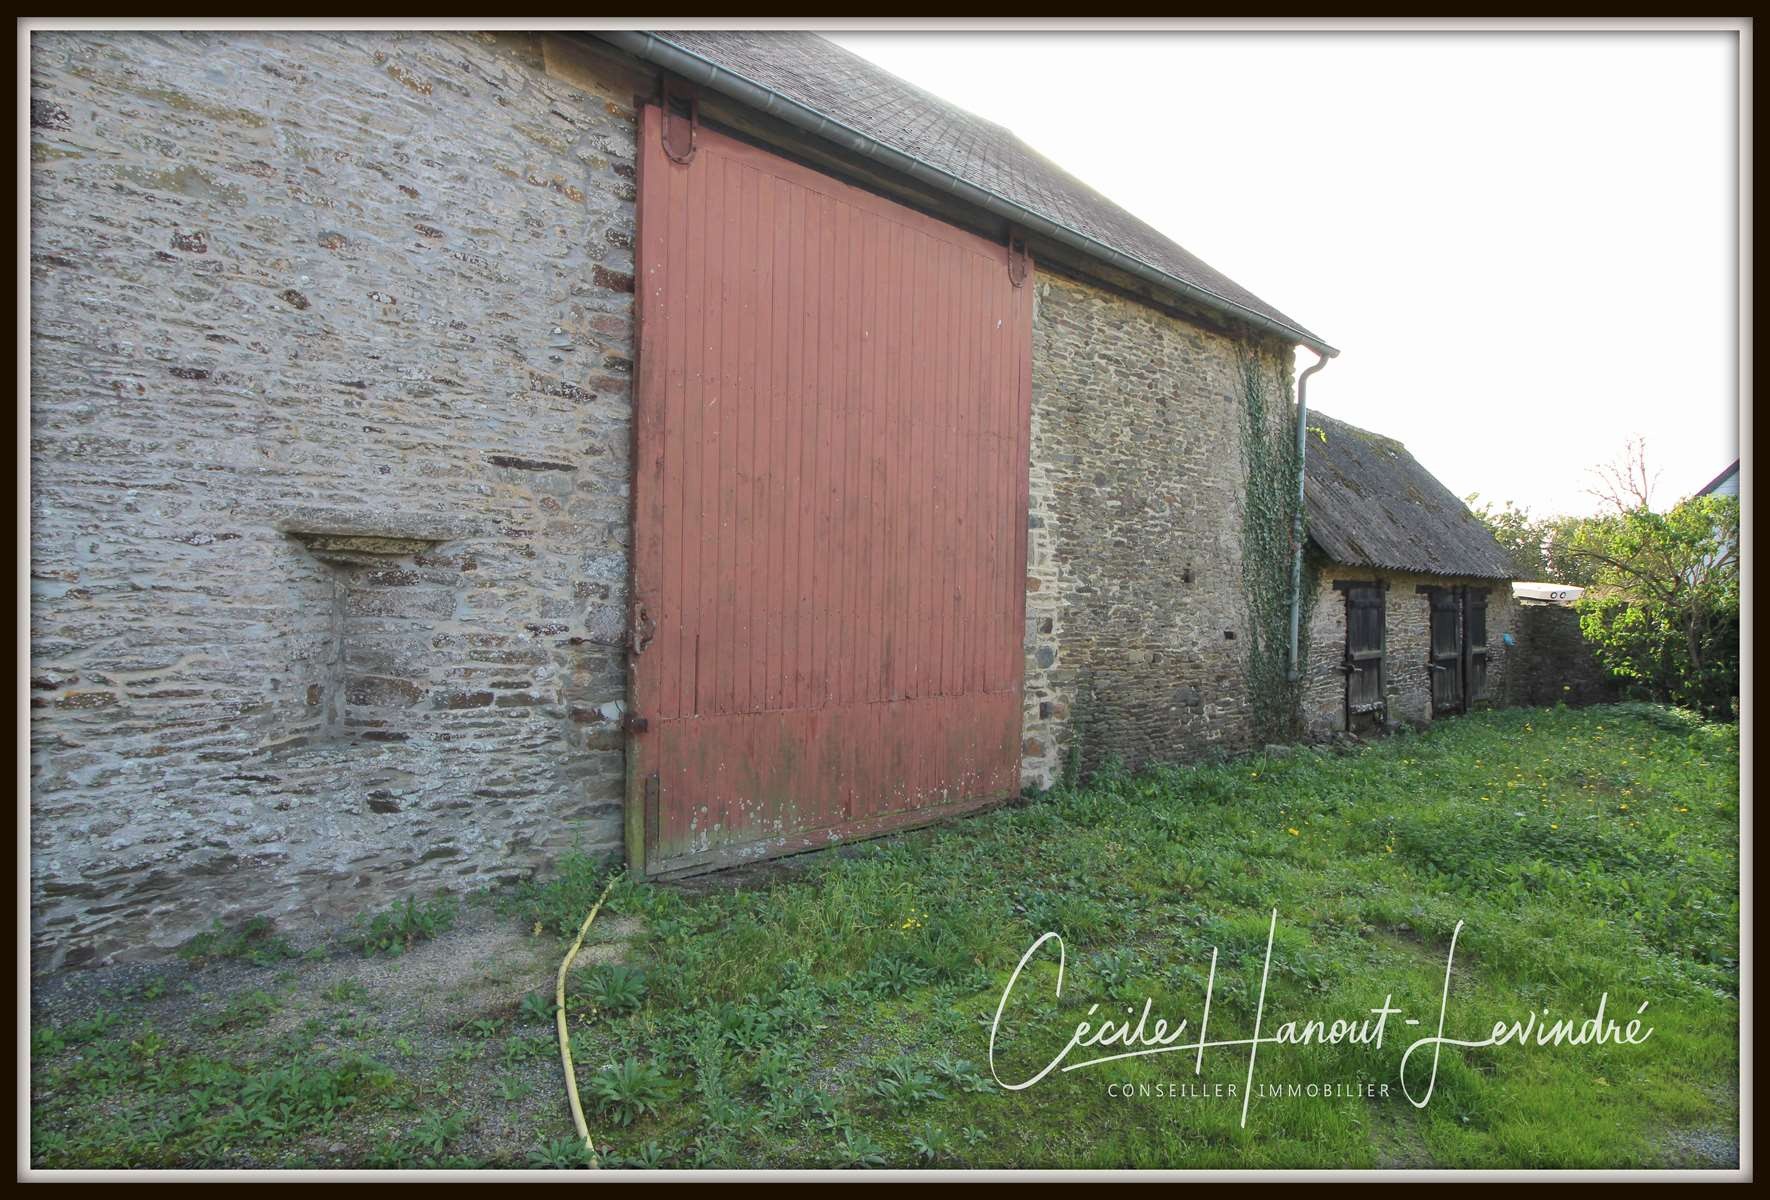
[1300,566,1516,738]
[1021,273,1295,787]
[30,29,1379,968]
[29,31,639,968]
[1507,602,1618,709]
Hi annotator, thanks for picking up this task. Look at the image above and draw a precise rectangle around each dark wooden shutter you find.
[1464,588,1489,704]
[1426,587,1462,716]
[1344,584,1386,724]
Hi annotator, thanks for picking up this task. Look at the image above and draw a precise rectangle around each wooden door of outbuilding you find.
[628,105,1034,876]
[1462,588,1489,706]
[1423,585,1491,717]
[1426,587,1463,716]
[1341,581,1386,730]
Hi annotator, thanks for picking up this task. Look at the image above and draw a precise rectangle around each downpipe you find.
[1286,351,1332,682]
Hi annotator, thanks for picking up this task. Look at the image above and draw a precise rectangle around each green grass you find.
[29,703,1739,1169]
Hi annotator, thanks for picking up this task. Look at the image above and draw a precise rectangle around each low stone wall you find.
[1507,603,1619,707]
[29,31,639,967]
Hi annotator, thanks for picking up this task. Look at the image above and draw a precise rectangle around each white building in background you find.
[1697,459,1739,498]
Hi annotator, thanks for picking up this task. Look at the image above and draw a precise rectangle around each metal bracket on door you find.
[661,78,698,165]
[630,601,656,656]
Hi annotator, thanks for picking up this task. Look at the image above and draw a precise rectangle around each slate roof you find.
[1303,412,1515,580]
[643,30,1326,348]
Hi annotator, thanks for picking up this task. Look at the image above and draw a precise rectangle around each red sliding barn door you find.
[629,106,1033,876]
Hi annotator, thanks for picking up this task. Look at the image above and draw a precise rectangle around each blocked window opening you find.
[278,515,464,746]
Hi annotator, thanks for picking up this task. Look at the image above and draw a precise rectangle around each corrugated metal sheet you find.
[1304,412,1515,580]
[631,106,1031,875]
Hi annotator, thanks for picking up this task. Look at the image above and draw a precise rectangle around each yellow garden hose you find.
[555,871,623,1168]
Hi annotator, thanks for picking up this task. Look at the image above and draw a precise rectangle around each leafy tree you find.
[1565,493,1739,719]
[1469,438,1738,719]
[1464,495,1597,587]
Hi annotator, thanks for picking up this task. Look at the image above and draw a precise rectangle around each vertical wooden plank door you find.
[630,106,1034,876]
[1462,588,1489,706]
[1426,587,1463,716]
[1342,583,1386,730]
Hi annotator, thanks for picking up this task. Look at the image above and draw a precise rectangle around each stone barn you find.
[1298,412,1517,737]
[29,29,1339,966]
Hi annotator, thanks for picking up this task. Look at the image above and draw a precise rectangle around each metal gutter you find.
[596,30,1338,358]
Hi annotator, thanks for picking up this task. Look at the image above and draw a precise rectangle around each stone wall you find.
[1020,272,1293,787]
[1507,603,1619,708]
[1300,565,1517,738]
[29,30,1357,966]
[29,31,640,968]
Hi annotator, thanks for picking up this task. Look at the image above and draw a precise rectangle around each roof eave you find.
[1306,540,1515,582]
[596,30,1338,357]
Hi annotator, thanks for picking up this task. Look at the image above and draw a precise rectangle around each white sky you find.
[825,31,1740,517]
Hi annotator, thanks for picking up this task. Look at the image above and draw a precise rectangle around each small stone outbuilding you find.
[1299,412,1517,737]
